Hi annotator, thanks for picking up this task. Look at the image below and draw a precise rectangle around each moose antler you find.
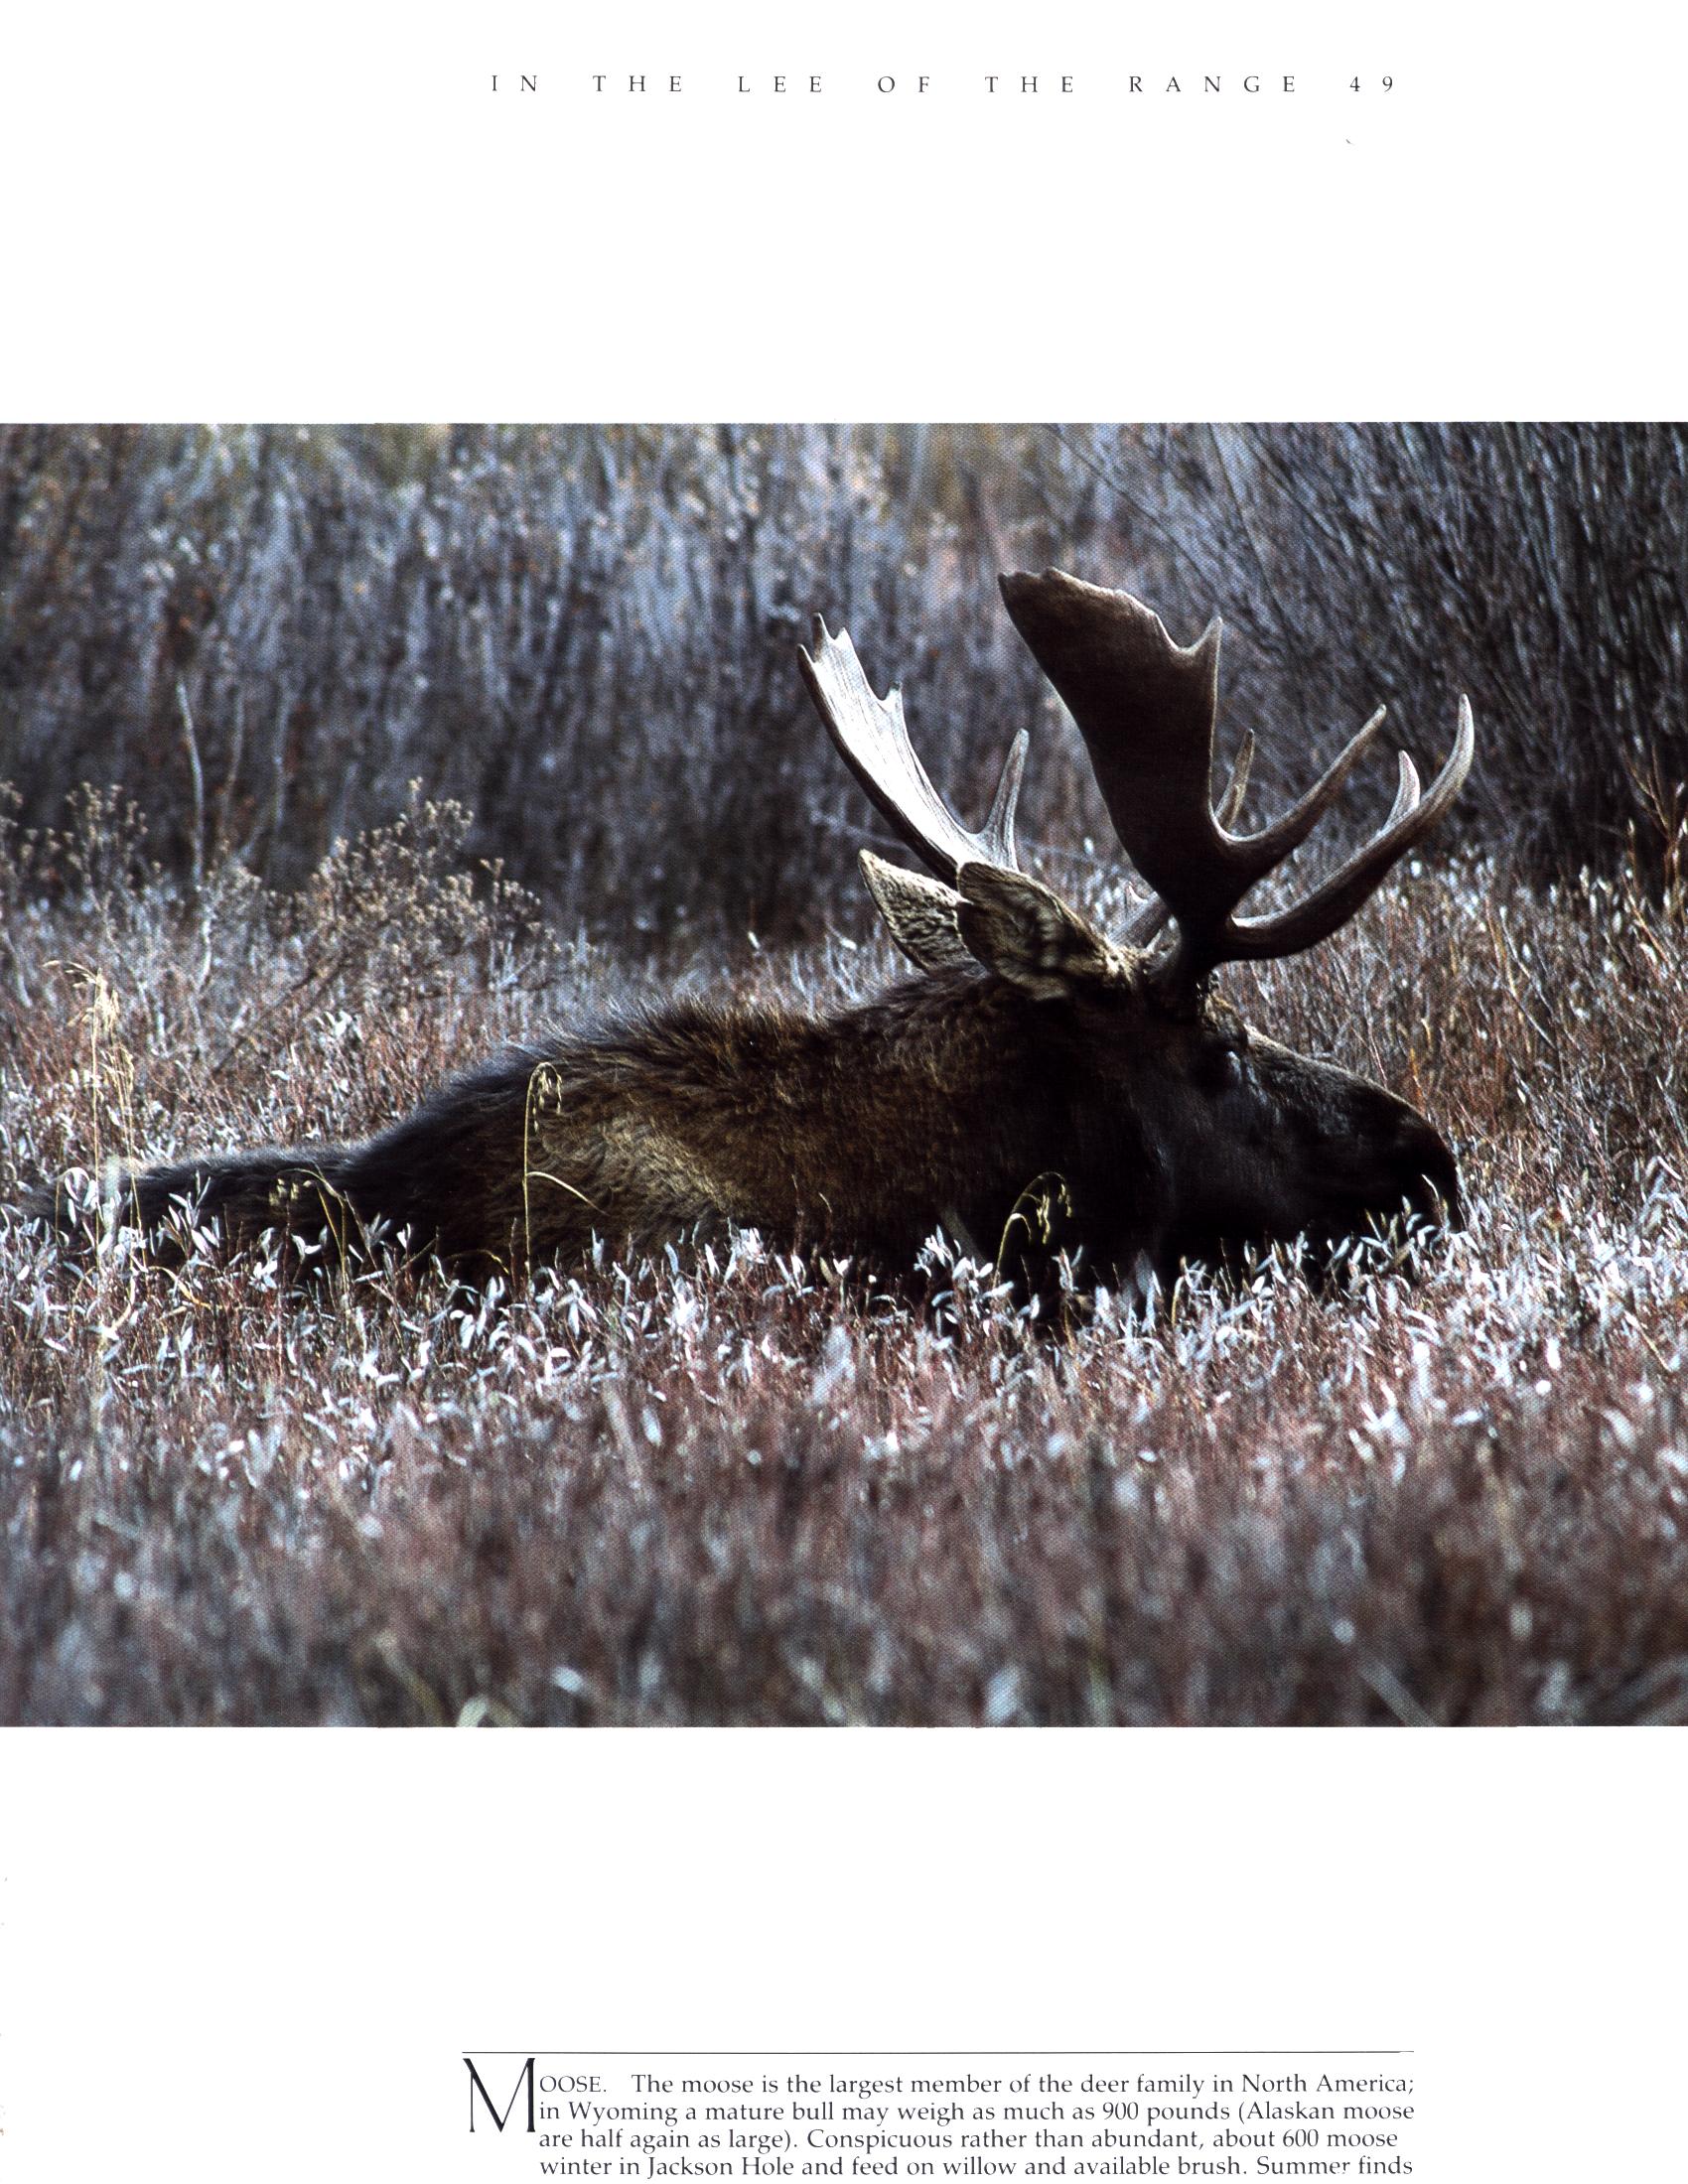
[999,569,1474,980]
[799,616,1028,880]
[803,606,1261,953]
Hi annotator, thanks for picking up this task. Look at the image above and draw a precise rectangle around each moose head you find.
[800,568,1474,1287]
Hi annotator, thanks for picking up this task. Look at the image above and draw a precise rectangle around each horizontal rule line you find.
[460,2050,1412,2058]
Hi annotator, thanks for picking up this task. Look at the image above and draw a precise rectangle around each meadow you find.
[2,424,1686,1724]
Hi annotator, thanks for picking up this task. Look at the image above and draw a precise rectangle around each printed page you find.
[0,4,1684,2180]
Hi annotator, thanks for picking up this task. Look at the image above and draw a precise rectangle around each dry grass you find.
[3,795,1686,1724]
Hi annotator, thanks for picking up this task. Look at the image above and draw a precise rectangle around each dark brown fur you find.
[39,960,1458,1290]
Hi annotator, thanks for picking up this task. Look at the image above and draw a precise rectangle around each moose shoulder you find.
[46,570,1473,1288]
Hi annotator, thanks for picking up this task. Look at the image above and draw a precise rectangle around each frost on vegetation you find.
[2,784,1688,1722]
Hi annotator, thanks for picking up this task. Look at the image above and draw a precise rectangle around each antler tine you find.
[1215,731,1255,832]
[981,727,1029,868]
[799,616,1025,879]
[1227,697,1476,960]
[1234,707,1387,873]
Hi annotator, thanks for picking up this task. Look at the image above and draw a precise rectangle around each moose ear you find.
[859,851,972,973]
[954,863,1123,1000]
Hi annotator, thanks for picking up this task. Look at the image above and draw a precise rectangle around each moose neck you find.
[783,968,1091,1267]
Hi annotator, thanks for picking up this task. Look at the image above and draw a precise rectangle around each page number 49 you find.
[1350,76,1396,90]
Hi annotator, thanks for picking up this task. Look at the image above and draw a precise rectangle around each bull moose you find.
[43,570,1474,1290]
